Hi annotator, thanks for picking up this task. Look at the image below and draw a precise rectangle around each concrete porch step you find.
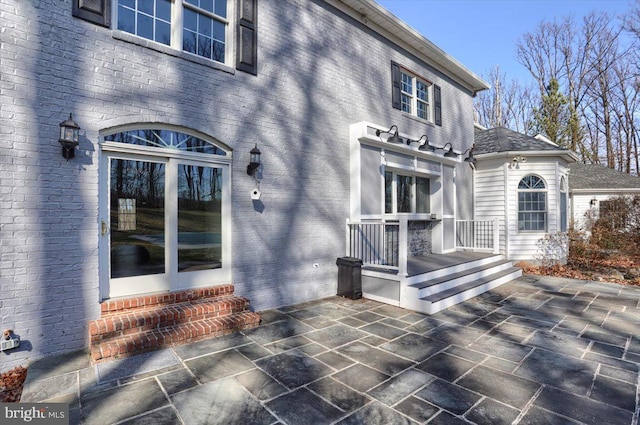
[89,284,261,363]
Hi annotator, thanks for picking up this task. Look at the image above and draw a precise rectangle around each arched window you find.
[518,175,547,232]
[103,128,228,155]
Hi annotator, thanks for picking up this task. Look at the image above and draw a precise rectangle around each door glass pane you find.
[110,159,166,278]
[178,164,222,272]
[416,177,430,213]
[397,175,412,213]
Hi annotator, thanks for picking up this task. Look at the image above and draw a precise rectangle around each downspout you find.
[503,161,510,259]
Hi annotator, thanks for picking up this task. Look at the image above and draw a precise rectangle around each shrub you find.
[590,195,640,256]
[535,232,569,269]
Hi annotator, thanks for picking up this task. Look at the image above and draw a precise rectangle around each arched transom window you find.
[104,129,228,156]
[518,175,547,232]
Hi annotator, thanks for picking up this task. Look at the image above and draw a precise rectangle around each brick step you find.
[99,284,236,315]
[90,310,261,363]
[89,295,252,344]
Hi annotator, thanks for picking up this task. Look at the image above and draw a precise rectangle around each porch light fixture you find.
[58,113,80,160]
[441,143,458,158]
[413,135,435,152]
[463,146,476,165]
[590,197,598,207]
[247,144,261,176]
[375,125,403,144]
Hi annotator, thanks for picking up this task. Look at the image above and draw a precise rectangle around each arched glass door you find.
[99,128,231,299]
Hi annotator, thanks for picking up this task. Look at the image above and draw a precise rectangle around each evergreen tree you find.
[533,78,571,147]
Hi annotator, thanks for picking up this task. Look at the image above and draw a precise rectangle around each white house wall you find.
[475,157,570,261]
[474,161,507,255]
[0,0,479,371]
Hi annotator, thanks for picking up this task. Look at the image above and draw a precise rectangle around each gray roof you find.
[569,162,640,190]
[474,127,568,154]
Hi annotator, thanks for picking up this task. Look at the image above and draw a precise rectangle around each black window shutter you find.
[391,61,401,110]
[73,0,111,28]
[236,0,258,75]
[434,84,442,126]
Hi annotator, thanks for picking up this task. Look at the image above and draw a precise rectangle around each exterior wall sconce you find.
[247,144,261,176]
[441,143,458,158]
[463,146,476,165]
[59,113,80,160]
[412,134,435,152]
[590,197,598,207]
[376,125,403,144]
[508,155,527,169]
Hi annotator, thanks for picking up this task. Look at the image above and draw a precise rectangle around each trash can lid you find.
[336,257,363,266]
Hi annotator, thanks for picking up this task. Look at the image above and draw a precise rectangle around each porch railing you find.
[345,219,407,275]
[456,219,499,254]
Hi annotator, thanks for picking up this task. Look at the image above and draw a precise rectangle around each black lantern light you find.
[247,144,261,176]
[59,113,80,160]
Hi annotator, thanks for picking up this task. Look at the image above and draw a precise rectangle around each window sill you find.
[402,112,435,127]
[112,31,236,75]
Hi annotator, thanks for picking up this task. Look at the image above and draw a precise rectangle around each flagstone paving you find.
[21,275,640,424]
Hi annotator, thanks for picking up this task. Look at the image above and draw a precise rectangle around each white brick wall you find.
[0,0,477,371]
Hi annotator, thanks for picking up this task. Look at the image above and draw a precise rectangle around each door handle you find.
[101,221,107,236]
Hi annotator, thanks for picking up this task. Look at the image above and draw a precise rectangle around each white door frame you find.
[99,139,232,301]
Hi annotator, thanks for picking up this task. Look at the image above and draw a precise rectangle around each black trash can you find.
[336,257,363,300]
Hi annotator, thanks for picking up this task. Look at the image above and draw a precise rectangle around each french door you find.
[99,150,230,299]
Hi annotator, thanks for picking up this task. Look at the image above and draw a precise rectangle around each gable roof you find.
[474,127,569,154]
[569,163,640,191]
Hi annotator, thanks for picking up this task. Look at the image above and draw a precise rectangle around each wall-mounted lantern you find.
[463,146,476,165]
[375,125,403,144]
[59,113,80,160]
[441,143,458,158]
[247,144,261,176]
[590,197,598,207]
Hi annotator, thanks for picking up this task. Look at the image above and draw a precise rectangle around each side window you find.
[385,171,431,214]
[391,61,441,126]
[518,175,547,232]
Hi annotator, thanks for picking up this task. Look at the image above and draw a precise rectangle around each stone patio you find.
[21,275,640,424]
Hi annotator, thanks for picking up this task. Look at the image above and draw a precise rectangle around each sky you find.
[377,0,633,85]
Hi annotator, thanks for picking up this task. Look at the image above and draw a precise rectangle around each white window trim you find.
[385,169,432,217]
[400,69,433,123]
[517,175,548,233]
[98,126,233,300]
[112,0,235,67]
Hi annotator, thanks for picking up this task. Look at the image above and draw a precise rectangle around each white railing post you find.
[493,217,500,254]
[345,218,351,257]
[398,217,408,277]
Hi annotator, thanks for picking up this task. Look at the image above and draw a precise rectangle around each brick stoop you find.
[89,284,261,363]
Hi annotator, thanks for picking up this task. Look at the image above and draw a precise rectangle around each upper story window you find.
[385,171,430,214]
[116,0,229,64]
[518,175,547,232]
[391,61,442,126]
[401,71,430,121]
[117,0,172,46]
